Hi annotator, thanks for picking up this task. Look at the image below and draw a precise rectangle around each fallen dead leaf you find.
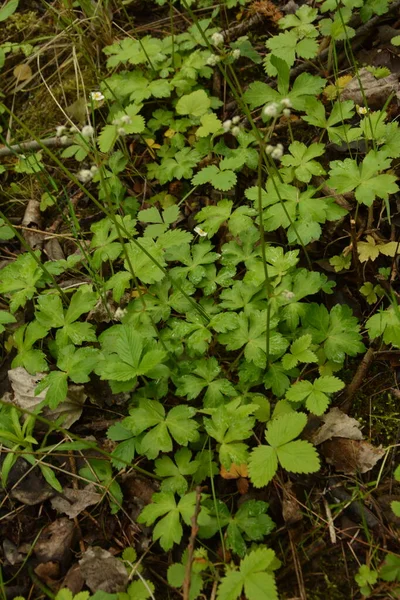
[220,463,248,479]
[79,547,128,593]
[8,367,86,428]
[311,407,363,446]
[321,439,385,474]
[341,67,400,108]
[7,457,55,505]
[13,63,32,82]
[61,563,85,595]
[281,481,303,525]
[50,485,101,519]
[3,539,25,566]
[35,518,76,567]
[34,562,60,586]
[44,238,65,261]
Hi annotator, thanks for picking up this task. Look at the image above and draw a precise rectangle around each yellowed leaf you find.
[220,463,248,479]
[13,63,32,81]
[358,235,380,262]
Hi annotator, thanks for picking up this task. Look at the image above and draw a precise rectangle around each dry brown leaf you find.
[321,438,385,474]
[237,477,249,495]
[79,547,128,593]
[34,562,60,585]
[281,481,303,525]
[8,367,86,428]
[311,407,363,446]
[220,463,248,479]
[341,68,400,108]
[50,485,101,519]
[35,518,75,566]
[14,63,32,81]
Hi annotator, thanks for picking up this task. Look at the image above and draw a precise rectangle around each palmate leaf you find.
[123,400,199,459]
[264,31,318,75]
[286,376,344,415]
[98,325,167,383]
[138,491,210,551]
[217,547,279,600]
[11,321,49,374]
[327,150,399,206]
[0,251,44,313]
[301,303,365,363]
[155,448,199,495]
[244,60,325,111]
[0,310,16,334]
[35,286,98,348]
[248,412,320,487]
[366,306,400,348]
[176,89,211,117]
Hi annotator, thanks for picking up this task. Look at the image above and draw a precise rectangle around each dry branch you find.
[0,136,73,158]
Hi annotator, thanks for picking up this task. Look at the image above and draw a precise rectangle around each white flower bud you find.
[266,145,274,155]
[222,119,232,132]
[77,169,93,183]
[231,126,240,137]
[90,165,99,174]
[56,125,67,137]
[81,125,94,138]
[117,127,127,136]
[271,145,283,160]
[232,116,241,124]
[120,115,132,125]
[60,135,69,144]
[232,48,241,59]
[211,32,224,47]
[281,98,292,108]
[263,102,279,118]
[283,108,291,117]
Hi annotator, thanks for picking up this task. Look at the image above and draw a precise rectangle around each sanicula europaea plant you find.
[1,0,400,597]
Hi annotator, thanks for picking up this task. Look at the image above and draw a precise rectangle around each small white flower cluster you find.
[206,54,221,67]
[114,307,127,321]
[222,115,241,136]
[211,32,224,47]
[263,98,292,120]
[282,290,295,301]
[90,91,105,102]
[77,165,98,183]
[266,143,284,161]
[56,123,96,141]
[231,48,241,60]
[112,114,132,136]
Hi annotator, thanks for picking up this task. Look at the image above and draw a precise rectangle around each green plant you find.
[2,0,400,596]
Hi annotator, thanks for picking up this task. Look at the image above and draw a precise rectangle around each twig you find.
[182,486,202,600]
[221,13,264,41]
[0,136,73,158]
[288,528,306,600]
[340,347,375,414]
